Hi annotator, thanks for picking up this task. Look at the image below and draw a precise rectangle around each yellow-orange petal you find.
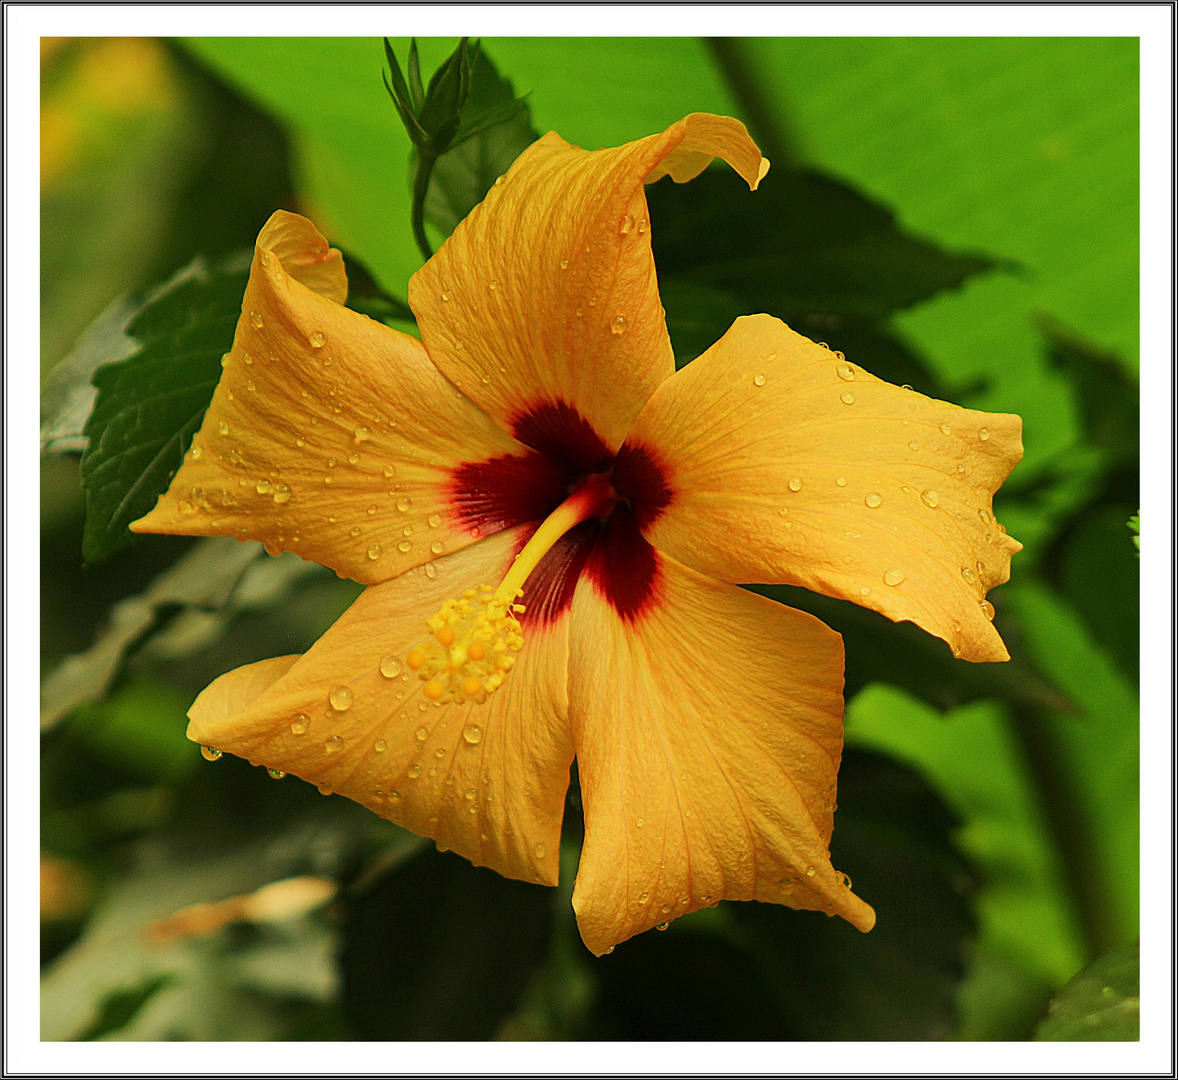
[628,315,1024,662]
[186,527,573,887]
[131,212,539,584]
[409,113,767,456]
[566,548,874,957]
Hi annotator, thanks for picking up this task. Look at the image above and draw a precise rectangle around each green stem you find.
[411,154,436,262]
[704,37,796,170]
[1010,703,1119,961]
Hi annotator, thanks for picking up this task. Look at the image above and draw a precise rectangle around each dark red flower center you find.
[447,400,673,625]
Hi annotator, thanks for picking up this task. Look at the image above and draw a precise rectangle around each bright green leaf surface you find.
[182,37,736,299]
[844,685,1087,1034]
[743,37,1138,478]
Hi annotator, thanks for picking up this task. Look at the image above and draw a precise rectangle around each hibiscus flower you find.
[131,113,1022,956]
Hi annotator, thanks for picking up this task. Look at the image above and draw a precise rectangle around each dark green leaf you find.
[76,974,176,1041]
[1035,943,1139,1041]
[406,39,424,113]
[750,583,1068,713]
[423,46,539,238]
[649,167,1004,325]
[728,749,978,1040]
[417,37,470,155]
[79,259,248,564]
[339,846,553,1039]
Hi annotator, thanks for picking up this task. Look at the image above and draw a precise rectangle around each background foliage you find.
[40,36,1139,1042]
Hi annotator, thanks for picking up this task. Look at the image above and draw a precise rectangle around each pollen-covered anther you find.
[404,584,524,705]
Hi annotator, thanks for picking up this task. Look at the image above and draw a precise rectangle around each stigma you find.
[407,472,617,704]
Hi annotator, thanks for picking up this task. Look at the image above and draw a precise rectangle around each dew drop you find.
[908,440,919,451]
[534,843,547,859]
[267,767,285,779]
[836,363,856,381]
[840,390,855,404]
[349,526,361,538]
[290,713,310,735]
[430,539,445,555]
[201,745,223,761]
[325,734,344,753]
[308,330,326,348]
[415,726,428,742]
[433,747,446,759]
[427,513,443,529]
[788,476,803,492]
[441,290,452,301]
[611,315,628,335]
[805,865,816,877]
[883,568,906,586]
[380,656,402,679]
[978,427,991,441]
[961,566,976,584]
[937,423,951,437]
[619,212,634,235]
[463,724,484,745]
[329,685,354,711]
[865,492,882,508]
[835,476,848,488]
[347,453,360,465]
[636,817,645,828]
[488,279,498,291]
[272,482,292,504]
[255,478,272,495]
[656,922,669,931]
[368,544,383,561]
[218,421,229,436]
[425,563,438,579]
[398,539,412,553]
[353,426,371,444]
[638,892,649,904]
[396,496,412,513]
[317,783,333,796]
[980,599,996,620]
[859,586,871,596]
[190,444,203,460]
[920,489,940,508]
[408,764,422,779]
[249,310,264,329]
[178,499,197,515]
[753,373,767,387]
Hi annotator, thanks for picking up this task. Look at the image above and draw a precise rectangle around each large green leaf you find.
[79,259,248,564]
[1035,942,1140,1041]
[843,685,1088,1039]
[740,37,1138,482]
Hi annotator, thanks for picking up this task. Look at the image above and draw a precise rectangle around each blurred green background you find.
[40,36,1139,1041]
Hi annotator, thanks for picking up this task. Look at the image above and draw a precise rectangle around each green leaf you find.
[423,46,539,238]
[79,258,248,564]
[843,685,1088,1039]
[339,846,553,1039]
[1035,943,1140,1041]
[76,974,177,1041]
[650,166,1002,326]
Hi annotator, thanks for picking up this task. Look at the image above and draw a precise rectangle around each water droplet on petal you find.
[836,363,855,381]
[840,390,855,404]
[753,373,767,387]
[218,421,229,436]
[533,843,547,859]
[255,478,272,495]
[349,526,361,538]
[921,489,939,508]
[380,656,402,679]
[308,330,326,348]
[201,745,223,761]
[398,539,412,553]
[939,423,951,436]
[325,734,344,753]
[329,685,354,711]
[441,290,452,301]
[425,563,437,579]
[408,764,422,779]
[317,783,333,796]
[488,279,498,291]
[463,724,483,745]
[266,767,285,779]
[883,568,906,586]
[980,599,996,619]
[611,315,628,334]
[190,444,203,460]
[655,922,669,931]
[249,311,264,329]
[908,440,919,451]
[978,427,991,441]
[396,496,412,513]
[788,476,803,492]
[805,865,816,877]
[273,482,292,504]
[865,492,882,508]
[619,213,634,235]
[430,539,445,555]
[368,544,382,561]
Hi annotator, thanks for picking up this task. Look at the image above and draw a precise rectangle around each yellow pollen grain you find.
[436,626,455,648]
[423,680,445,702]
[462,677,483,699]
[406,648,426,671]
[467,641,487,662]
